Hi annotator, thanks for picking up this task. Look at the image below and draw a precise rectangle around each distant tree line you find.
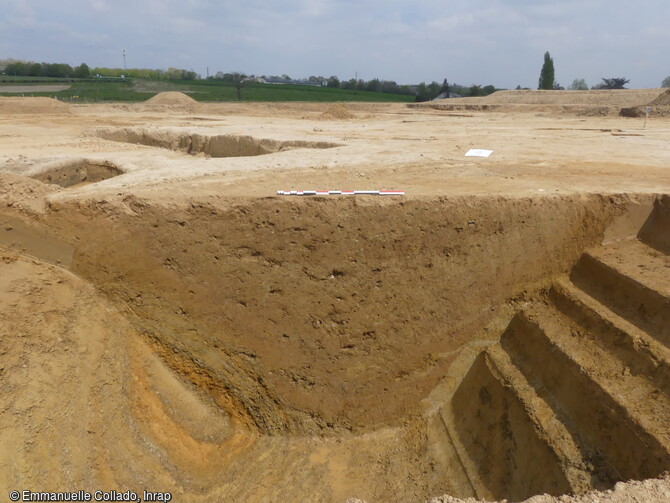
[209,72,498,101]
[538,52,636,91]
[4,56,665,98]
[539,51,638,91]
[209,72,417,96]
[3,60,91,78]
[413,79,497,101]
[2,58,498,100]
[592,77,630,89]
[566,77,631,90]
[93,67,198,80]
[336,77,415,95]
[568,78,588,90]
[318,75,496,99]
[1,59,198,80]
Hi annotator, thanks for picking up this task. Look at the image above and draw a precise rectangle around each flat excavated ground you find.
[0,93,669,503]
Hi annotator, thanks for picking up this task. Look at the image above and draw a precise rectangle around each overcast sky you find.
[1,0,668,88]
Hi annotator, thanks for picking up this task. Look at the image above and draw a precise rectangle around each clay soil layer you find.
[0,92,669,503]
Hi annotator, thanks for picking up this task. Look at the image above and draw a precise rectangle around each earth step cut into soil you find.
[443,195,670,502]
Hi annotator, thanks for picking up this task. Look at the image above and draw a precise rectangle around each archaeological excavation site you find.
[0,90,669,503]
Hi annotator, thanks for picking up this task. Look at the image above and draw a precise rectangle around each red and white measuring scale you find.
[276,190,405,196]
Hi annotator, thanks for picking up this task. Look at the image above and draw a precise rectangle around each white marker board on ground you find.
[465,149,493,158]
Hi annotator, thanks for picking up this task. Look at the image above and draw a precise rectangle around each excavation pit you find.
[92,127,341,157]
[12,191,660,502]
[31,159,124,188]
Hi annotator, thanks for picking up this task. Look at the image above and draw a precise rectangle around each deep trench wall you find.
[46,194,634,434]
[450,353,573,501]
[639,195,670,253]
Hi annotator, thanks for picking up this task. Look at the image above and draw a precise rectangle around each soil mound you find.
[0,172,60,214]
[145,91,197,105]
[320,103,355,120]
[0,97,69,114]
[650,89,670,106]
[472,89,660,107]
[619,90,670,117]
[412,89,665,116]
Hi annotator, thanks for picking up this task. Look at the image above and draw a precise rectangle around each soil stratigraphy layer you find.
[44,194,632,434]
[0,250,439,503]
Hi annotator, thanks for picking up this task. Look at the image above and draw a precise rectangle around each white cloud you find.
[90,0,108,12]
[7,0,37,27]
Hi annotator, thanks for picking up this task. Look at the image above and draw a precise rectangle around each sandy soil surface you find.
[0,92,669,503]
[425,474,670,502]
[1,94,669,198]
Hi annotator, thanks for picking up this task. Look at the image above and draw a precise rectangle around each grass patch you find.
[0,78,414,103]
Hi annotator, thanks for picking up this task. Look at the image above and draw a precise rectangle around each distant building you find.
[432,92,462,100]
[263,77,324,87]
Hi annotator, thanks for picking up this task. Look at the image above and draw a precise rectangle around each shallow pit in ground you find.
[31,159,124,188]
[92,126,341,157]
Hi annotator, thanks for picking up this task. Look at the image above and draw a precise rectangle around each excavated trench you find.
[91,127,342,157]
[1,187,669,502]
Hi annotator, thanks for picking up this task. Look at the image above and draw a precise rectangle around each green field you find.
[0,78,415,103]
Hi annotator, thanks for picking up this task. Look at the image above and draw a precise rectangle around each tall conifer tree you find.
[538,52,555,90]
